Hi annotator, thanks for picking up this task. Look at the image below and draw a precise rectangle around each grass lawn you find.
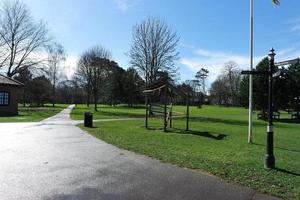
[71,104,145,120]
[80,105,300,200]
[0,104,69,122]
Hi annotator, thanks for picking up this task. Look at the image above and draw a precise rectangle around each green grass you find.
[80,105,300,200]
[71,104,145,120]
[0,104,69,122]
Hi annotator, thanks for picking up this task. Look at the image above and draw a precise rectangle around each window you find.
[0,91,9,106]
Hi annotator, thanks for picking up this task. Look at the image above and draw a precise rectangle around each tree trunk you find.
[94,93,98,111]
[94,101,97,111]
[23,92,26,107]
[86,82,91,107]
[87,91,90,107]
[52,84,56,107]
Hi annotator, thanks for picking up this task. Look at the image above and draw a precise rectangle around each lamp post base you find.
[264,154,275,169]
[265,130,275,169]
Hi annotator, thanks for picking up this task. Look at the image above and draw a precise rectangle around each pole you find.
[248,0,254,143]
[265,48,276,169]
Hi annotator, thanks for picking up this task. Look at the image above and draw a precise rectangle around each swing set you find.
[143,78,190,132]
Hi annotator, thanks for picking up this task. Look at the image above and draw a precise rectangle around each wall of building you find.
[0,85,21,116]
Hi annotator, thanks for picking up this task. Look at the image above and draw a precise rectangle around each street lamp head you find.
[268,48,276,61]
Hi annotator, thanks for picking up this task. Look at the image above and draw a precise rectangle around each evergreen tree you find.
[121,68,145,107]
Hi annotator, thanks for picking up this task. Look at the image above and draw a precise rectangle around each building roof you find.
[0,74,24,86]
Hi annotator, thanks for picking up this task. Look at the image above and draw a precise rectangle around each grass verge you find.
[0,104,69,122]
[70,104,145,120]
[79,105,300,200]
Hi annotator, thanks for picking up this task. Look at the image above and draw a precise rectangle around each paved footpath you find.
[0,105,281,200]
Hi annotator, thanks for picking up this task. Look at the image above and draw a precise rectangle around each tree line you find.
[75,45,145,110]
[0,0,66,107]
[0,1,183,110]
[209,58,300,115]
[240,58,300,114]
[2,0,298,115]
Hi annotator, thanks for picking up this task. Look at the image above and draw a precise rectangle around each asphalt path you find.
[0,105,281,200]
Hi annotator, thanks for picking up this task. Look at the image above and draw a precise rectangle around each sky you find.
[16,0,300,84]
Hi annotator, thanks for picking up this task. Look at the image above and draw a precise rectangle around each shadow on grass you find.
[146,126,164,131]
[172,129,227,140]
[72,110,144,119]
[16,114,27,117]
[146,126,227,140]
[275,168,300,177]
[117,105,145,109]
[189,116,265,127]
[256,116,300,124]
[252,142,300,153]
[76,104,145,110]
[82,125,98,129]
[95,110,144,118]
[274,118,300,124]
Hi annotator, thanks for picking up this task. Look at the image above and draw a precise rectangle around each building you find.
[0,74,24,116]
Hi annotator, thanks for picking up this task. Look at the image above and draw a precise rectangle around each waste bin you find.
[84,112,93,127]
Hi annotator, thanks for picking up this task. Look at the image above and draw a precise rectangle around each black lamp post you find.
[242,48,300,168]
[265,48,276,169]
[242,48,278,169]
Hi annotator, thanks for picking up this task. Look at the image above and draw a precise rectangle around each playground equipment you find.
[143,77,190,132]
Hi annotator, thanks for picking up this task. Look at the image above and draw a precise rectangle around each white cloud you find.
[180,48,263,83]
[291,25,300,33]
[27,52,78,79]
[289,17,300,34]
[113,0,131,11]
[180,47,300,85]
[180,42,196,50]
[276,48,300,62]
[63,54,78,79]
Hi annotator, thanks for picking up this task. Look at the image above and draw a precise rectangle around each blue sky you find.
[20,0,300,83]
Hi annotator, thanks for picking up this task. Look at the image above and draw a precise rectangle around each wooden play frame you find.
[143,78,190,132]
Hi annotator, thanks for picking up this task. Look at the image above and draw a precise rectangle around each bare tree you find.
[0,0,49,77]
[210,76,230,106]
[222,61,241,105]
[77,51,93,107]
[77,45,112,111]
[46,42,66,107]
[129,18,180,84]
[90,58,111,111]
[210,61,241,106]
